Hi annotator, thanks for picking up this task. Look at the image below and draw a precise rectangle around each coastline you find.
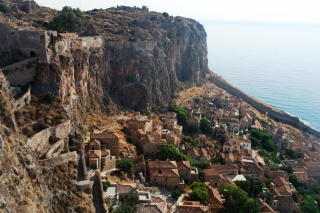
[208,72,320,138]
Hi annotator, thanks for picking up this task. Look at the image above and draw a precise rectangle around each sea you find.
[201,20,320,131]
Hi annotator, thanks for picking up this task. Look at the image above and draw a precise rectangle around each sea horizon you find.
[202,19,320,131]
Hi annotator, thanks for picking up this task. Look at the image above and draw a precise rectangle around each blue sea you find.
[202,20,320,131]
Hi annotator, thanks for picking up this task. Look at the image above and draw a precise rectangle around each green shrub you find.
[0,3,10,14]
[274,116,280,122]
[162,12,169,17]
[44,92,56,103]
[50,6,88,33]
[171,189,182,200]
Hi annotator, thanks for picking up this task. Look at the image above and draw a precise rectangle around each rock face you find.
[0,71,95,213]
[31,8,209,112]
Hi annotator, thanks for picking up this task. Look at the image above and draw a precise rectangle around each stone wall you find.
[27,120,71,155]
[40,151,77,167]
[2,58,38,86]
[55,35,104,55]
[104,156,117,171]
[45,138,65,159]
[0,23,53,67]
[13,85,31,110]
[209,73,320,138]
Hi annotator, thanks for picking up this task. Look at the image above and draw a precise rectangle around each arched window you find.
[30,51,35,57]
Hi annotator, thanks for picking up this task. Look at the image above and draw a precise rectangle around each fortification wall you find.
[45,138,65,159]
[2,58,38,87]
[0,23,53,67]
[55,35,104,55]
[27,120,71,153]
[13,86,31,110]
[40,151,77,167]
[209,74,320,138]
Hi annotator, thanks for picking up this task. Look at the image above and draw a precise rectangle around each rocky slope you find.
[0,70,95,212]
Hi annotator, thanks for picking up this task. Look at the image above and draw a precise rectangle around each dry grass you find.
[15,95,69,137]
[173,82,220,105]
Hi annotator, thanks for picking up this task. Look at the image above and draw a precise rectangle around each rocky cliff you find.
[32,7,209,113]
[0,70,95,212]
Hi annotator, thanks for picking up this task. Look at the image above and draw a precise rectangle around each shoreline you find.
[208,72,320,138]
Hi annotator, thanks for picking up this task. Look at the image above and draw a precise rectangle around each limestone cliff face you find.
[33,9,209,113]
[0,71,94,213]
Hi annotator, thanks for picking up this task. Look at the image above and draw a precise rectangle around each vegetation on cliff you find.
[50,6,88,33]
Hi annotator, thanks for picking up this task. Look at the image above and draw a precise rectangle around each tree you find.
[190,188,209,205]
[50,6,88,33]
[182,136,200,147]
[249,136,260,149]
[289,173,299,188]
[190,182,207,191]
[116,158,134,173]
[184,123,199,134]
[0,3,10,14]
[300,196,319,213]
[262,139,277,153]
[200,117,212,134]
[116,194,139,213]
[189,182,209,205]
[157,144,188,161]
[189,158,210,170]
[168,103,188,125]
[171,189,182,200]
[284,148,297,159]
[279,166,293,174]
[219,184,259,213]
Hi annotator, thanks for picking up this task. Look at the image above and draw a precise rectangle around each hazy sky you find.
[35,0,320,23]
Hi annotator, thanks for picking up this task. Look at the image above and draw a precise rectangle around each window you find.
[113,147,115,149]
[154,178,156,181]
[114,140,116,143]
[159,170,162,174]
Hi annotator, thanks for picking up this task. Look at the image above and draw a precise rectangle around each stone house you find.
[90,132,120,157]
[270,170,289,181]
[221,152,234,163]
[213,92,229,108]
[188,115,202,128]
[207,184,224,212]
[240,139,251,150]
[165,131,180,146]
[233,152,243,162]
[210,164,239,175]
[128,115,153,135]
[176,161,198,183]
[256,198,276,212]
[141,135,166,156]
[221,117,240,132]
[271,176,294,196]
[177,201,209,213]
[188,148,211,162]
[240,108,256,121]
[134,155,147,182]
[214,123,228,139]
[223,138,241,153]
[271,196,294,213]
[203,172,235,188]
[148,161,183,189]
[87,139,111,170]
[137,195,168,213]
[240,116,252,131]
